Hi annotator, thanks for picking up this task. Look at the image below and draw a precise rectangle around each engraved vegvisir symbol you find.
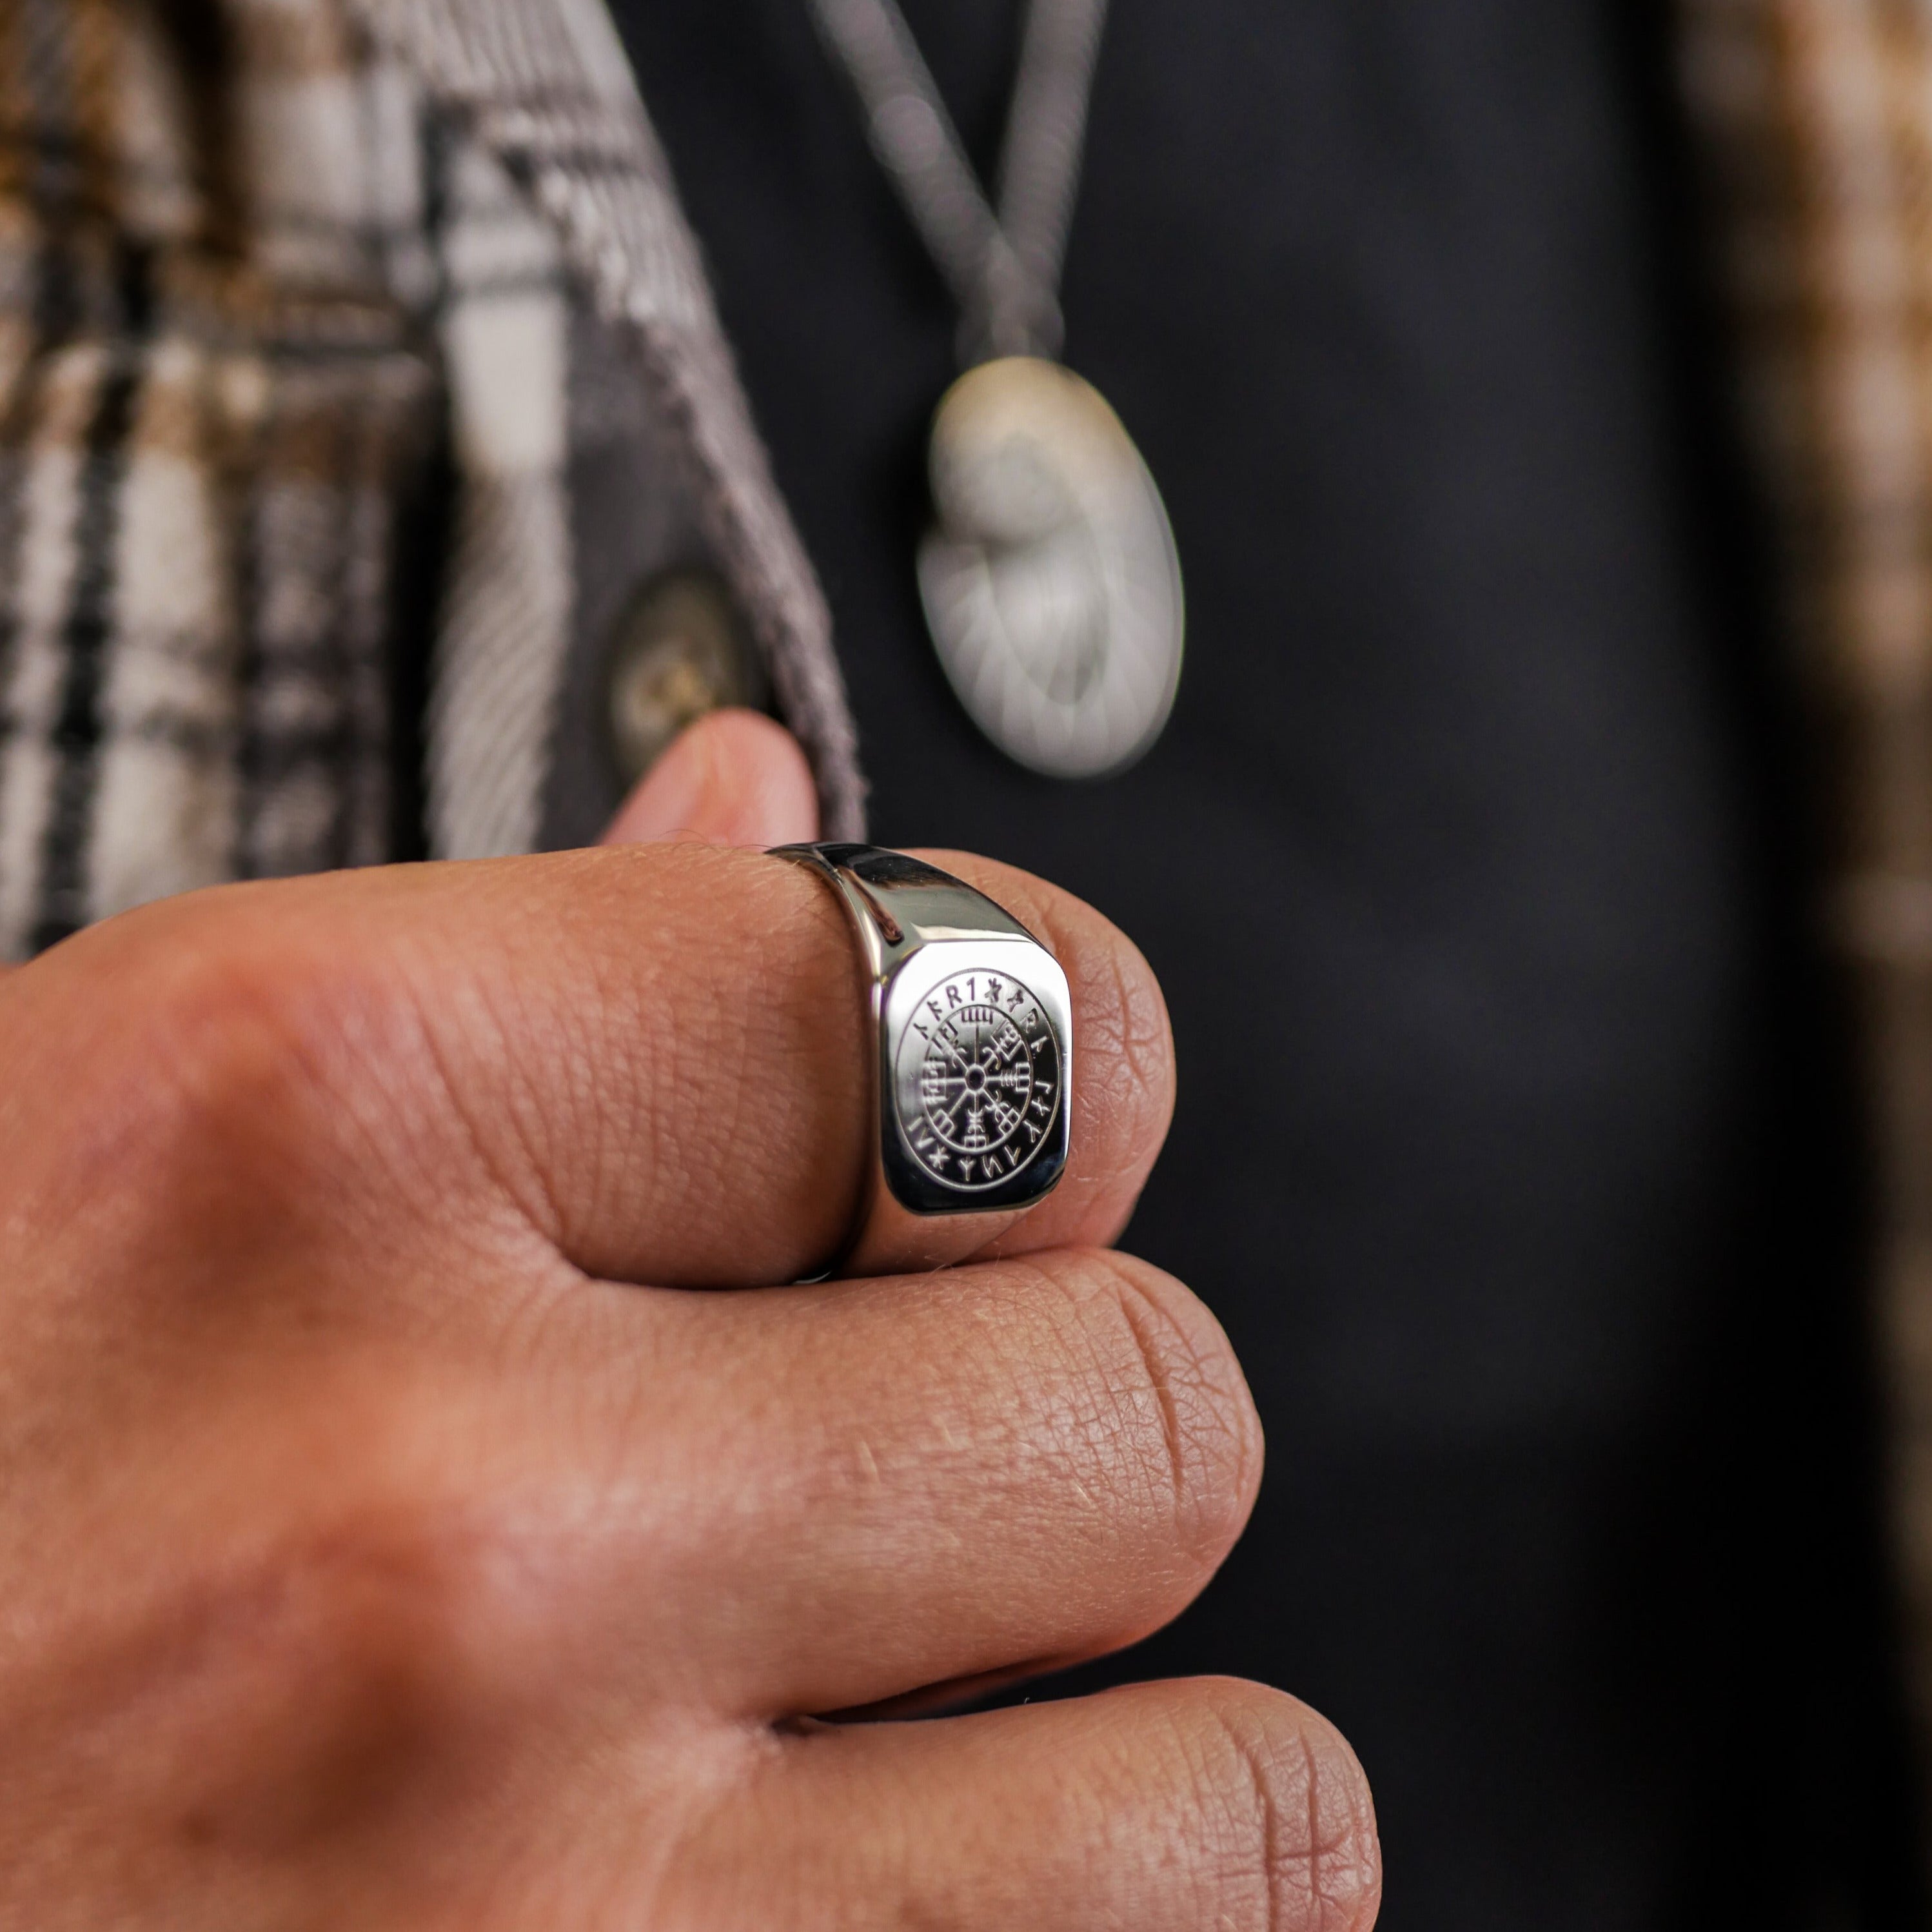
[898,970,1061,1190]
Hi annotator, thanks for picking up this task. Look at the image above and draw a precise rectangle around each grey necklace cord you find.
[805,0,1110,360]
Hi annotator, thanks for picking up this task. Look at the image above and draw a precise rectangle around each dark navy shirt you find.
[606,3,1919,1922]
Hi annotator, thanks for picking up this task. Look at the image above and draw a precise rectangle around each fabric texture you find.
[1679,0,1932,1828]
[0,0,441,954]
[364,0,866,845]
[0,0,864,961]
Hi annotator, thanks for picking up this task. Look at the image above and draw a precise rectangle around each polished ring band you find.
[771,843,1073,1277]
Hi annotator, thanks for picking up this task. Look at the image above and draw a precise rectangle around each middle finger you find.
[502,1245,1261,1719]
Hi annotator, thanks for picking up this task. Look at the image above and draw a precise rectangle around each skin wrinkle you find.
[1303,1731,1324,1932]
[402,964,571,1258]
[87,849,842,1294]
[612,1713,798,1931]
[546,1257,1243,1721]
[1018,1267,1201,1586]
[508,963,609,1247]
[475,1254,616,1451]
[1127,1260,1265,1552]
[682,932,823,1276]
[436,887,660,1265]
[0,839,1379,1923]
[1061,1282,1183,1541]
[563,1297,691,1535]
[269,934,499,1237]
[555,854,866,1285]
[1062,1294,1163,1544]
[573,952,650,1261]
[583,853,720,1247]
[1201,1710,1383,1932]
[981,1256,1167,1557]
[1028,1250,1258,1575]
[587,976,705,1279]
[649,958,803,1276]
[1224,1713,1286,1932]
[1107,1261,1200,1523]
[651,1688,1374,1932]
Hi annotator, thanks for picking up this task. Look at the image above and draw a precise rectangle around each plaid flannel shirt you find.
[0,0,863,965]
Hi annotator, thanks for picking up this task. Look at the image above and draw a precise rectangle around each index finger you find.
[9,844,1174,1290]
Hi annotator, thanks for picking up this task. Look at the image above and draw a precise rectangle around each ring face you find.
[770,843,1074,1232]
[894,966,1063,1192]
[880,937,1072,1215]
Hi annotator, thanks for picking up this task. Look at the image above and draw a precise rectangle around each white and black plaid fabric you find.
[0,0,440,952]
[0,0,864,961]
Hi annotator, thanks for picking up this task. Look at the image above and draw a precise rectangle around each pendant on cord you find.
[919,357,1183,780]
[804,0,1180,774]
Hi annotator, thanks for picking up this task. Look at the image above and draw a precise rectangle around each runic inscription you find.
[898,971,1060,1190]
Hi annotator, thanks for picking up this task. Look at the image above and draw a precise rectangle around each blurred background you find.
[613,1,1927,1924]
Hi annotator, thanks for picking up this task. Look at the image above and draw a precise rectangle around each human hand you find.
[600,706,822,849]
[0,742,1379,1926]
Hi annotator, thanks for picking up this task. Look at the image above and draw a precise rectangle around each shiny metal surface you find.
[771,841,1073,1276]
[920,357,1185,779]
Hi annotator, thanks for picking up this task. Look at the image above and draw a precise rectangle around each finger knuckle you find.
[53,893,429,1239]
[122,1486,486,1855]
[1191,1683,1383,1932]
[1060,1251,1262,1560]
[139,912,389,1148]
[1088,929,1177,1163]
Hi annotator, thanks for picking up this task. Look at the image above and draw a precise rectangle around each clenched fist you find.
[0,836,1379,1927]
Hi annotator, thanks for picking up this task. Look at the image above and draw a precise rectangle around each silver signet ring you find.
[771,843,1073,1278]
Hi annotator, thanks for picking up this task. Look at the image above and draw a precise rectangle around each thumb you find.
[600,707,821,849]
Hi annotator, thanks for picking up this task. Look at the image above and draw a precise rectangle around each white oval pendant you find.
[918,357,1185,780]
